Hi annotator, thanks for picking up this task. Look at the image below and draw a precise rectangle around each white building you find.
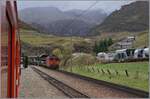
[112,36,136,49]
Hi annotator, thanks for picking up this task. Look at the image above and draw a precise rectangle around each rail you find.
[31,67,89,98]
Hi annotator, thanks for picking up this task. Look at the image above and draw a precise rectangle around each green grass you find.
[20,29,70,46]
[20,29,92,47]
[20,29,149,91]
[133,31,149,48]
[65,62,149,91]
[20,29,148,49]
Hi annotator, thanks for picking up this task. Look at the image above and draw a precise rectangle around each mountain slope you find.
[19,7,71,24]
[31,19,94,36]
[93,1,149,33]
[19,20,39,31]
[19,7,107,36]
[65,9,107,24]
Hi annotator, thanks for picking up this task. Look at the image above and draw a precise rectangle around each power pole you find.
[70,29,73,72]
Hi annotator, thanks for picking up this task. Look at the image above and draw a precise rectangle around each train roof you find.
[39,54,48,58]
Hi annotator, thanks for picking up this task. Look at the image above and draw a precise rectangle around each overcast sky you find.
[17,0,137,14]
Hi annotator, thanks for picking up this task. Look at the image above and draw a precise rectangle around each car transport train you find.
[0,0,21,98]
[97,47,149,62]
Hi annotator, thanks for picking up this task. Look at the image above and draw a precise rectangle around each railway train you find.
[97,47,149,62]
[46,55,60,69]
[0,0,22,98]
[30,54,60,69]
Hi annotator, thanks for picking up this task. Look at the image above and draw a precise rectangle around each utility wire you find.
[67,1,99,71]
[61,1,99,35]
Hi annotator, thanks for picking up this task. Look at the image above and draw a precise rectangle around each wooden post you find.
[88,67,90,72]
[97,68,100,73]
[148,72,149,80]
[107,69,111,75]
[92,67,95,72]
[70,66,72,72]
[87,67,91,72]
[101,69,105,74]
[125,70,129,77]
[115,70,119,75]
[85,67,87,71]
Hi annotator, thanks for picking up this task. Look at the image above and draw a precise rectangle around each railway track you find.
[32,65,149,98]
[58,70,149,98]
[31,67,89,98]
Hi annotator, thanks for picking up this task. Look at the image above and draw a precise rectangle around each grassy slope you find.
[66,62,149,91]
[20,28,149,91]
[20,29,92,47]
[20,28,148,49]
[100,31,149,51]
[133,31,149,48]
[20,29,93,55]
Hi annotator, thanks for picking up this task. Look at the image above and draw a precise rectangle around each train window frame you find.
[6,1,18,97]
[6,5,13,98]
[0,1,19,98]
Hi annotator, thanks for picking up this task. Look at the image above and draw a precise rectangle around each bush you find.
[66,53,97,66]
[23,56,28,68]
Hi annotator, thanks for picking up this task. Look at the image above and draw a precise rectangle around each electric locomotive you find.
[46,55,60,69]
[35,54,60,69]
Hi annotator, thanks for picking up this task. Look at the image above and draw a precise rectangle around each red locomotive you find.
[0,0,21,98]
[46,55,60,69]
[38,54,60,69]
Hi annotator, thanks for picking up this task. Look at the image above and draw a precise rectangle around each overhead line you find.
[61,1,99,35]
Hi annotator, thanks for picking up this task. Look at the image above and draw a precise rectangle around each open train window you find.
[0,3,12,97]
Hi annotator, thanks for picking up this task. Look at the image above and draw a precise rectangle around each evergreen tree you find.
[108,37,113,46]
[93,38,113,54]
[93,41,99,54]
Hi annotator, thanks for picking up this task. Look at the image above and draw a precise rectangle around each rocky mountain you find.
[19,7,107,36]
[93,1,149,33]
[19,7,71,24]
[65,9,107,24]
[31,19,94,36]
[19,20,38,31]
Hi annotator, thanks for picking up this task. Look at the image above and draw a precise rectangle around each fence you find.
[66,65,148,81]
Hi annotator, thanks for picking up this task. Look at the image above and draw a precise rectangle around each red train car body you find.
[0,0,21,98]
[46,55,60,69]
